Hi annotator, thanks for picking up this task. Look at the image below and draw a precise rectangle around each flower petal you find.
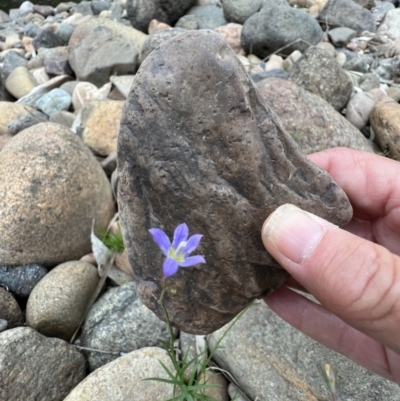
[184,234,203,255]
[163,257,179,277]
[149,228,171,256]
[180,255,206,268]
[172,223,189,248]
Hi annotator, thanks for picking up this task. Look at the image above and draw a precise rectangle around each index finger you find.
[308,148,400,221]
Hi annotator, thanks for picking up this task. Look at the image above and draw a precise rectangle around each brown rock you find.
[81,100,124,156]
[26,261,99,341]
[256,78,375,154]
[0,122,115,266]
[0,287,23,328]
[370,101,400,160]
[118,30,352,334]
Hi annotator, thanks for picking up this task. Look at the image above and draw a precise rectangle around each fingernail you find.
[262,204,327,264]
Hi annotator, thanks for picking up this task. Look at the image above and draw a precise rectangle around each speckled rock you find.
[64,347,175,401]
[26,261,99,341]
[7,109,48,135]
[0,122,115,267]
[0,287,23,328]
[80,282,169,371]
[0,264,47,297]
[78,100,124,156]
[0,327,86,401]
[256,78,375,154]
[215,23,245,56]
[118,30,353,334]
[208,301,400,401]
[370,101,400,159]
[289,46,353,111]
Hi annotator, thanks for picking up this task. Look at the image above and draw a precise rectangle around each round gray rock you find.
[241,5,323,58]
[222,0,263,24]
[0,122,115,267]
[0,327,86,401]
[118,30,352,334]
[26,261,99,341]
[80,281,169,371]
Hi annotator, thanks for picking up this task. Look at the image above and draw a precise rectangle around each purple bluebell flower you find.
[149,223,205,278]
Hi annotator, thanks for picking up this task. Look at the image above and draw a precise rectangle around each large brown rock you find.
[256,78,375,154]
[117,30,352,334]
[0,123,115,266]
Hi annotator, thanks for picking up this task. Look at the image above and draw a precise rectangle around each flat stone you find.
[257,78,375,154]
[110,75,135,99]
[80,282,169,371]
[208,301,400,401]
[0,122,115,267]
[7,109,48,135]
[318,0,376,33]
[0,327,86,401]
[328,27,357,47]
[0,101,38,135]
[64,347,175,401]
[0,264,47,297]
[26,261,99,341]
[289,46,353,111]
[117,30,353,334]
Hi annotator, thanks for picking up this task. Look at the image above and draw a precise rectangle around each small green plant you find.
[97,229,125,253]
[322,363,338,401]
[145,223,251,401]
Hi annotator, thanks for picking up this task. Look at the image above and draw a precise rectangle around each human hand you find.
[261,147,400,384]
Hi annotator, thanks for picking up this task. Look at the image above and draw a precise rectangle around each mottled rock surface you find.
[289,46,353,111]
[208,301,400,401]
[118,30,352,334]
[0,287,23,328]
[0,122,115,267]
[64,347,175,401]
[80,281,168,371]
[0,327,86,401]
[256,78,375,154]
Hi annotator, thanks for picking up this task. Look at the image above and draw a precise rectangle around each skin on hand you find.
[262,147,400,384]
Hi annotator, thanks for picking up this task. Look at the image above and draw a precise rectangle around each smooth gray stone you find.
[358,72,380,91]
[318,0,376,33]
[2,50,27,78]
[54,23,75,45]
[176,5,227,30]
[118,30,352,334]
[36,88,72,116]
[126,0,195,32]
[32,28,64,50]
[242,5,323,57]
[91,0,111,15]
[221,0,262,24]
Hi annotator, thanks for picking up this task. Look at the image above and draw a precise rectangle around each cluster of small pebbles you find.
[0,0,400,400]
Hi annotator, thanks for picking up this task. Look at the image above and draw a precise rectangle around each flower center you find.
[168,241,186,263]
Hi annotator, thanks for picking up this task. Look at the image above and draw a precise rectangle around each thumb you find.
[262,204,400,354]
